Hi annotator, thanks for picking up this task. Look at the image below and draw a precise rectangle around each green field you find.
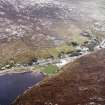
[38,64,59,75]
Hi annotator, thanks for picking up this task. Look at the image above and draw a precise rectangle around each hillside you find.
[11,49,105,105]
[0,0,105,65]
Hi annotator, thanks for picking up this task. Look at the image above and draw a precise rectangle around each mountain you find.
[0,0,105,64]
[11,49,105,105]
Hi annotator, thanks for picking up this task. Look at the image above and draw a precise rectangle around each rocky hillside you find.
[0,0,105,65]
[11,48,105,105]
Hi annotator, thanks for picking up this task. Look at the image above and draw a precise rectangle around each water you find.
[0,72,45,105]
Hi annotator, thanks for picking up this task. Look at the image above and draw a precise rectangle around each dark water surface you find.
[0,72,45,105]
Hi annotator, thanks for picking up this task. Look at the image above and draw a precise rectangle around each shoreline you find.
[0,48,102,76]
[0,52,90,76]
[0,68,40,76]
[0,37,104,76]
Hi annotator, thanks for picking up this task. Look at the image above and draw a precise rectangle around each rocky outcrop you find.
[11,49,105,105]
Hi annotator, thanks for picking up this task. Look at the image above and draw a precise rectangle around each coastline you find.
[0,67,40,76]
[0,52,90,76]
[0,48,101,77]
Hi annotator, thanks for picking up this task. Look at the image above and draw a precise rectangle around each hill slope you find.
[0,0,105,65]
[11,49,105,105]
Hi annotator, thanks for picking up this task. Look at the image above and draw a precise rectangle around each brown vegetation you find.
[11,49,105,105]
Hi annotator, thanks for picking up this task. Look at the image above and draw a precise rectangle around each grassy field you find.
[40,64,58,75]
